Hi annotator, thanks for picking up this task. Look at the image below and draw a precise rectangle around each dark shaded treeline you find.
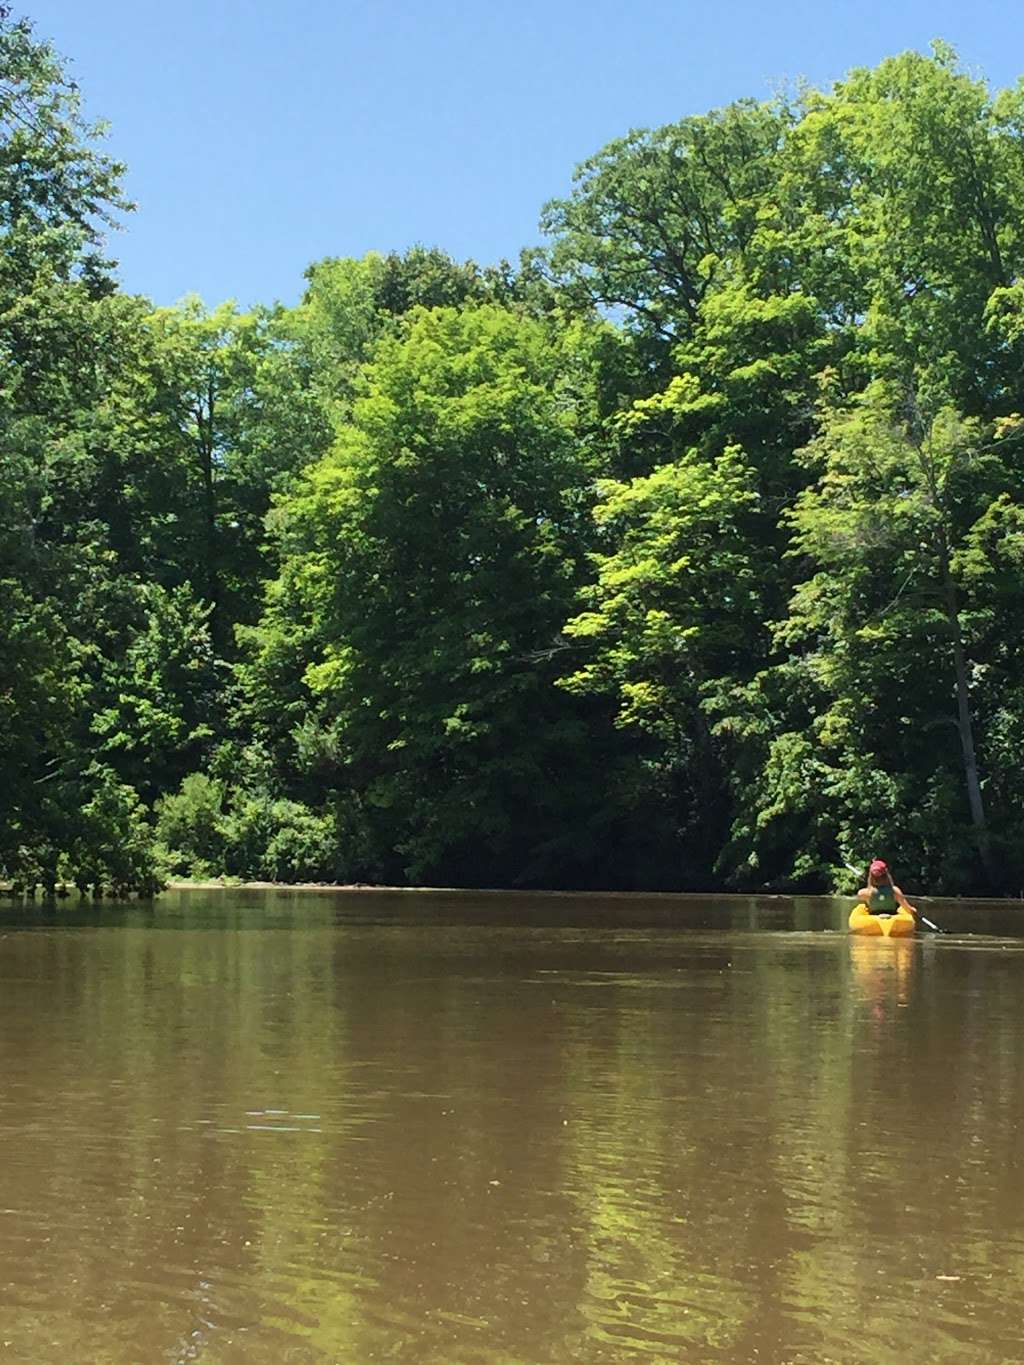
[4,14,1024,895]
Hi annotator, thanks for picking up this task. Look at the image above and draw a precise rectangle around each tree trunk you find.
[194,378,222,652]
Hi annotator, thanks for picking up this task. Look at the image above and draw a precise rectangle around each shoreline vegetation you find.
[6,14,1024,899]
[162,883,1023,905]
[165,881,847,898]
[2,878,1018,908]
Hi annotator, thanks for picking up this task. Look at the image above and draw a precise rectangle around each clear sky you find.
[24,0,1024,310]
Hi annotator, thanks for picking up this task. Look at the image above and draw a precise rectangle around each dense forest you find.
[4,12,1024,896]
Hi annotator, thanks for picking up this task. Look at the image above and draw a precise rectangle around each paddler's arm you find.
[893,885,917,916]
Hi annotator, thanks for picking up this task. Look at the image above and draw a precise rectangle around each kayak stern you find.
[848,906,916,937]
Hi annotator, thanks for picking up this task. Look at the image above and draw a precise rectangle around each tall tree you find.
[797,43,1024,414]
[558,446,766,882]
[719,387,1024,890]
[0,7,129,298]
[542,99,791,345]
[245,304,622,885]
[0,10,161,890]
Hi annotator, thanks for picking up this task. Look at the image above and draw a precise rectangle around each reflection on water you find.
[0,890,1022,1362]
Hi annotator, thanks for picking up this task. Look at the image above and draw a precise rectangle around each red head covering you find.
[869,859,888,876]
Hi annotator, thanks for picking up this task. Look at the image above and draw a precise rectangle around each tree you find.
[719,386,1024,890]
[295,247,562,416]
[542,99,791,344]
[136,300,333,652]
[0,11,162,891]
[0,8,129,298]
[247,304,618,885]
[794,43,1024,415]
[558,446,765,882]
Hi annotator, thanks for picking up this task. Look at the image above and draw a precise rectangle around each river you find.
[0,888,1022,1363]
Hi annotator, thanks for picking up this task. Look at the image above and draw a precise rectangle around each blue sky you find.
[26,0,1024,310]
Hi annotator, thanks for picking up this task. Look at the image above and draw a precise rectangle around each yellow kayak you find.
[849,905,915,937]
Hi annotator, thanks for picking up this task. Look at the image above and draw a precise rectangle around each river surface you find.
[0,889,1023,1363]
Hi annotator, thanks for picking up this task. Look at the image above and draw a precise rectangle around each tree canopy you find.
[5,15,1024,895]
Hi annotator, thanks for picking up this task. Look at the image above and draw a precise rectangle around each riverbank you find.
[165,881,1024,907]
[168,878,383,893]
[6,878,1021,906]
[166,879,842,898]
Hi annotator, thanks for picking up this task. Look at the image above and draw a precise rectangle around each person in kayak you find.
[857,859,918,918]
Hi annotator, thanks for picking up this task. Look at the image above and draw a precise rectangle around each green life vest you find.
[869,884,897,914]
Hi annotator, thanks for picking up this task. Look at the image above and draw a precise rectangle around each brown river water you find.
[0,888,1022,1364]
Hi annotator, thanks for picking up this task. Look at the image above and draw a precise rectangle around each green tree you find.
[0,11,163,891]
[793,44,1024,414]
[136,299,333,652]
[0,7,129,299]
[558,447,765,881]
[719,387,1024,890]
[542,99,792,344]
[247,304,619,884]
[295,246,561,417]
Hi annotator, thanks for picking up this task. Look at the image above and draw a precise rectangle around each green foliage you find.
[0,9,130,298]
[561,447,763,733]
[9,24,1024,895]
[711,389,1024,889]
[248,302,618,884]
[809,45,1024,408]
[542,99,791,340]
[89,585,218,800]
[65,765,162,895]
[154,773,226,876]
[558,446,767,881]
[296,247,559,416]
[155,768,341,883]
[541,44,1024,891]
[219,796,338,883]
[139,298,334,649]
